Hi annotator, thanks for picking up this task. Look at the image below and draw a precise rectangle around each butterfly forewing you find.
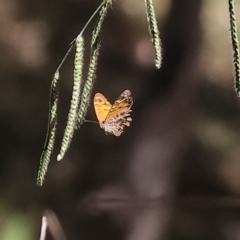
[93,93,112,124]
[105,90,133,121]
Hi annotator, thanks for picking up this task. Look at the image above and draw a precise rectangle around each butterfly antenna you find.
[84,120,99,124]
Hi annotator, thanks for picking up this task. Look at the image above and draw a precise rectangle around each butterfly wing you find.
[105,90,133,121]
[103,90,133,136]
[103,110,132,136]
[93,93,112,124]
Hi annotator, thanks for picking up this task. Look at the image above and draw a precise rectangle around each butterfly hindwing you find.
[104,109,132,136]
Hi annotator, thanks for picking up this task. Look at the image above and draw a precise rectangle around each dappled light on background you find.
[222,221,240,240]
[200,0,240,85]
[0,1,48,68]
[134,38,156,68]
[120,0,170,20]
[6,21,48,68]
[1,211,34,240]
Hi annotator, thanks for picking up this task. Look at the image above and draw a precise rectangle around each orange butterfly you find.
[93,90,133,136]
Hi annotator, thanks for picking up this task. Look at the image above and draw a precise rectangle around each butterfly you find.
[93,90,133,136]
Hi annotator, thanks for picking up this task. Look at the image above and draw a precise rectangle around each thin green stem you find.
[76,0,112,128]
[80,0,107,38]
[56,42,75,72]
[56,0,107,73]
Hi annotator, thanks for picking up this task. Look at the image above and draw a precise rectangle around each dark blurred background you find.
[0,0,240,239]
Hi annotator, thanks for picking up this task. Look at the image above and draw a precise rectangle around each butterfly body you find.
[94,90,133,136]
